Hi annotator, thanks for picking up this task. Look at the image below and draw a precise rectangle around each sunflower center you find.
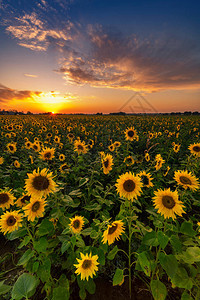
[9,145,14,151]
[32,201,40,212]
[0,193,9,204]
[44,152,51,159]
[179,176,192,185]
[162,195,175,209]
[193,146,200,152]
[104,159,109,168]
[6,216,16,226]
[123,179,135,192]
[127,158,132,163]
[73,220,80,229]
[32,175,50,190]
[128,130,134,137]
[21,195,31,203]
[82,259,92,269]
[69,133,73,138]
[141,175,149,185]
[78,145,83,150]
[108,224,118,235]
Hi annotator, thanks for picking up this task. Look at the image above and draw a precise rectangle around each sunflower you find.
[14,160,20,168]
[145,152,150,162]
[155,154,165,171]
[23,198,47,222]
[69,216,84,233]
[7,142,17,154]
[25,168,57,197]
[74,253,99,281]
[114,141,121,148]
[0,211,23,234]
[102,220,125,245]
[88,139,94,149]
[0,157,4,164]
[124,156,134,166]
[173,144,180,153]
[74,140,88,155]
[59,154,65,161]
[54,136,60,143]
[32,142,41,152]
[39,147,55,161]
[115,172,143,200]
[102,154,113,174]
[153,188,185,220]
[138,171,154,188]
[59,163,69,173]
[108,144,115,152]
[174,170,199,191]
[16,194,31,208]
[25,141,32,149]
[124,127,139,141]
[29,155,34,164]
[67,133,74,142]
[0,189,15,210]
[189,143,200,157]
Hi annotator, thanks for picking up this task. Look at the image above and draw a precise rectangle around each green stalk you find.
[128,200,132,299]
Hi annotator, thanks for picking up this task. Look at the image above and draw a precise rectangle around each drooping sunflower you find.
[39,147,55,161]
[25,168,57,197]
[153,188,185,220]
[189,143,200,157]
[102,154,113,174]
[0,210,23,234]
[0,157,4,165]
[74,253,99,281]
[116,172,143,200]
[59,163,69,173]
[32,142,41,152]
[124,155,134,166]
[7,142,17,154]
[138,171,154,188]
[23,197,47,222]
[145,152,150,162]
[88,139,94,149]
[124,127,139,141]
[59,154,65,161]
[174,170,199,191]
[69,216,84,233]
[102,220,125,245]
[74,140,88,155]
[0,189,15,210]
[14,160,20,168]
[173,144,180,153]
[155,154,165,171]
[16,194,31,208]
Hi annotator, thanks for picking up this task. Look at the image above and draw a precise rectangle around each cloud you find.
[24,73,38,78]
[56,25,200,91]
[5,12,73,51]
[0,83,42,103]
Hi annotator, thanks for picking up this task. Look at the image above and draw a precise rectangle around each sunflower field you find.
[0,114,200,300]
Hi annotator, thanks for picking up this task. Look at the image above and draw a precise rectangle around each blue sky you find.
[0,0,200,113]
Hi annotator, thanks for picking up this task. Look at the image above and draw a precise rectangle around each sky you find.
[0,0,200,114]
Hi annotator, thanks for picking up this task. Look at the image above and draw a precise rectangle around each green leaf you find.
[90,230,99,239]
[79,177,89,187]
[76,236,85,248]
[0,281,12,295]
[159,253,178,280]
[37,258,51,283]
[85,279,96,294]
[150,280,167,300]
[181,291,193,300]
[52,286,70,300]
[97,248,105,265]
[85,203,102,211]
[138,251,151,276]
[179,247,200,264]
[79,288,86,300]
[18,236,31,249]
[81,228,92,236]
[33,237,48,253]
[32,261,39,273]
[142,231,159,247]
[37,219,54,237]
[113,268,124,286]
[12,273,38,300]
[69,189,82,196]
[170,235,182,252]
[17,249,35,266]
[61,241,71,254]
[157,231,169,249]
[107,245,119,260]
[8,228,27,241]
[171,267,193,290]
[180,221,196,237]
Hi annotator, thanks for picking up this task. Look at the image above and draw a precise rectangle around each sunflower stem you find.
[128,200,132,299]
